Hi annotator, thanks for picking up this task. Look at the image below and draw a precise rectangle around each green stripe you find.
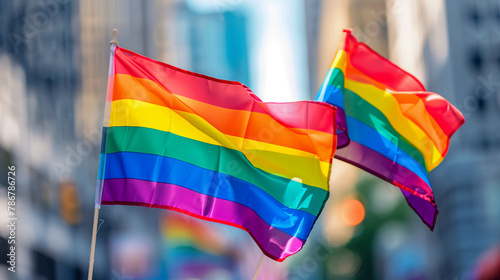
[343,88,428,171]
[105,126,328,215]
[327,68,344,89]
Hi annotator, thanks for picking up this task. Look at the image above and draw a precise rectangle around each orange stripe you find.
[112,73,335,160]
[393,92,464,137]
[390,92,451,151]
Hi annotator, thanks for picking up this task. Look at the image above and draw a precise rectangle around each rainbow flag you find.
[161,212,226,255]
[160,213,239,279]
[316,30,464,229]
[96,46,337,261]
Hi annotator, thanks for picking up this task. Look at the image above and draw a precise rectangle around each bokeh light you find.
[340,199,365,226]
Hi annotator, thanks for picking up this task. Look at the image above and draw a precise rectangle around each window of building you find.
[0,146,13,189]
[469,48,483,72]
[466,86,487,115]
[34,250,56,280]
[468,6,482,27]
[494,4,500,25]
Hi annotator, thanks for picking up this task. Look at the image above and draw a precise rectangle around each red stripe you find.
[342,29,426,92]
[413,92,465,137]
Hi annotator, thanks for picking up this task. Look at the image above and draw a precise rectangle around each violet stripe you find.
[400,189,437,230]
[101,178,306,260]
[335,106,349,148]
[335,141,434,201]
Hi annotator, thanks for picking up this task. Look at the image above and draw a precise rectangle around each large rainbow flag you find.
[316,30,464,229]
[96,46,337,261]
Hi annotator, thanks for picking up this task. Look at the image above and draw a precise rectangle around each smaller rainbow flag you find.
[161,212,226,255]
[96,46,337,261]
[160,213,238,279]
[316,30,464,229]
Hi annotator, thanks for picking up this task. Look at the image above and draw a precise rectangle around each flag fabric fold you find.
[316,30,464,229]
[96,46,337,261]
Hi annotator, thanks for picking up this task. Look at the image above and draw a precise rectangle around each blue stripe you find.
[346,116,432,187]
[102,151,316,239]
[316,84,345,110]
[317,83,347,138]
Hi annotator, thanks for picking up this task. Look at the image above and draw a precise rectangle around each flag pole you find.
[110,29,119,46]
[87,207,100,280]
[252,254,265,280]
[87,29,119,280]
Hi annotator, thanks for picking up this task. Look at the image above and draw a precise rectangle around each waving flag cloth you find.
[316,30,464,229]
[95,45,337,261]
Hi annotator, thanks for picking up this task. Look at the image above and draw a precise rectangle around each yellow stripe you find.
[165,228,194,240]
[112,73,336,161]
[109,99,331,190]
[344,79,444,169]
[330,49,348,70]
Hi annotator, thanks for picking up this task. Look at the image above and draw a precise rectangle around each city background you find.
[1,0,499,279]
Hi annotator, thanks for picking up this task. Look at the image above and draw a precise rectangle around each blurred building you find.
[0,0,170,279]
[303,0,322,99]
[165,0,250,85]
[317,0,389,91]
[388,0,500,279]
[0,0,84,279]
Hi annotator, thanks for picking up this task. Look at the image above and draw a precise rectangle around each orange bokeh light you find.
[340,199,365,226]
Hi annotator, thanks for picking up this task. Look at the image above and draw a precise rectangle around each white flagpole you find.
[87,29,119,280]
[252,254,265,280]
[87,208,100,280]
